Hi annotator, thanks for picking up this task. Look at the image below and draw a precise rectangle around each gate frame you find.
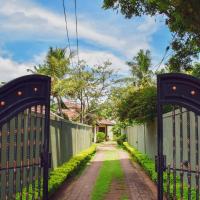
[0,74,51,200]
[157,73,200,199]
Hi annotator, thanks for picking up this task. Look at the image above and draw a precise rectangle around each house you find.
[62,100,81,120]
[96,119,115,141]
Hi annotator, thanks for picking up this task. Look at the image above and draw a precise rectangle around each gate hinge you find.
[155,155,166,172]
[41,152,52,168]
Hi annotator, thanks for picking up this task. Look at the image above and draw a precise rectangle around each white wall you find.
[107,125,113,140]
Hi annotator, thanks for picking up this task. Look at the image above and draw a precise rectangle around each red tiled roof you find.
[64,100,81,110]
[97,119,115,125]
[62,109,79,120]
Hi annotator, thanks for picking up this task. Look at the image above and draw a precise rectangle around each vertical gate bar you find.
[43,78,51,200]
[179,107,184,200]
[195,114,199,200]
[172,106,176,199]
[5,121,10,200]
[0,126,2,199]
[157,92,164,199]
[43,104,49,199]
[187,110,191,200]
[26,108,31,200]
[167,164,171,200]
[20,111,25,199]
[13,116,18,199]
[38,105,43,200]
[31,105,37,200]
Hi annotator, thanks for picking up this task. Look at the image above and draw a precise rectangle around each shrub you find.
[96,132,105,143]
[112,121,129,137]
[123,142,195,199]
[116,86,157,124]
[117,134,127,145]
[48,144,96,195]
[16,144,96,199]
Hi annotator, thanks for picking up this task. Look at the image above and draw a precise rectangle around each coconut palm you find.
[126,49,153,87]
[31,47,71,116]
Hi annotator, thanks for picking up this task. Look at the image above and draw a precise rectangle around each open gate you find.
[0,75,51,200]
[157,73,200,199]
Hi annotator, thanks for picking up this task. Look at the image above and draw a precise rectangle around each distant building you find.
[62,100,81,121]
[96,119,115,141]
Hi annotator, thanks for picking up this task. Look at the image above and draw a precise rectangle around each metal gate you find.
[0,75,51,200]
[157,73,200,200]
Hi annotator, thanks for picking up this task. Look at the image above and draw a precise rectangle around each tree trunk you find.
[80,90,84,123]
[56,96,64,118]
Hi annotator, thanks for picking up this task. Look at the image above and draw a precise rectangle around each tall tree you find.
[126,49,153,86]
[103,0,200,71]
[32,47,71,116]
[69,61,115,124]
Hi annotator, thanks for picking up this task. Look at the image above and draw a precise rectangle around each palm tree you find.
[126,49,153,86]
[31,47,71,116]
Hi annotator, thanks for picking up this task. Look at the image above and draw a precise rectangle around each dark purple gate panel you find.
[0,75,51,200]
[157,73,200,200]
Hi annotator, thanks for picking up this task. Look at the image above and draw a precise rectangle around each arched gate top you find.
[0,74,51,125]
[157,73,200,114]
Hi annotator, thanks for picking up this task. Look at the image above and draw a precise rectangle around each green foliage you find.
[16,144,96,199]
[109,49,156,124]
[116,134,127,145]
[112,121,129,137]
[126,49,153,86]
[123,142,196,199]
[123,142,157,182]
[30,47,72,117]
[91,150,124,200]
[96,132,106,143]
[116,86,157,124]
[103,0,200,72]
[73,61,116,124]
[48,144,96,196]
[30,47,116,123]
[191,63,200,78]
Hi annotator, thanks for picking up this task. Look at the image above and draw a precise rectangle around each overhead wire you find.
[74,0,80,65]
[154,46,170,71]
[74,0,83,122]
[62,0,74,66]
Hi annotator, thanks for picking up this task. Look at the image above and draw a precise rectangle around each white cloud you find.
[0,56,33,82]
[0,0,165,80]
[0,0,160,58]
[79,50,129,74]
[0,49,129,82]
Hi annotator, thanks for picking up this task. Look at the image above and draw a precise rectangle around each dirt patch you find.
[104,179,130,200]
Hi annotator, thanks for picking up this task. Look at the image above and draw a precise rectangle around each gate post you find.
[43,78,51,200]
[157,76,164,200]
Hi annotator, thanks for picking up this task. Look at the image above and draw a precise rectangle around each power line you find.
[73,0,83,122]
[62,0,73,63]
[74,0,80,64]
[154,46,170,71]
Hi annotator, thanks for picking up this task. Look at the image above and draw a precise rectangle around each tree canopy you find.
[126,49,153,86]
[103,0,200,72]
[29,47,115,124]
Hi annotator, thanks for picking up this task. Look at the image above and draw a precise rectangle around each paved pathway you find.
[50,143,157,200]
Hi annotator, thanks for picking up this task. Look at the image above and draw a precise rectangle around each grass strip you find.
[91,149,124,200]
[123,142,196,199]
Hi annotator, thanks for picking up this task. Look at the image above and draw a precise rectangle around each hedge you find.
[49,144,96,195]
[16,144,96,199]
[123,142,196,199]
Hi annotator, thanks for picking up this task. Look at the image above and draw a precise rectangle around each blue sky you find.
[0,0,172,81]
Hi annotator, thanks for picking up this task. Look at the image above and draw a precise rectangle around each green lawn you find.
[91,149,125,200]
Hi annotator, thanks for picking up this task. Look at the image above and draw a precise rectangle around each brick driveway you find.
[50,143,157,200]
